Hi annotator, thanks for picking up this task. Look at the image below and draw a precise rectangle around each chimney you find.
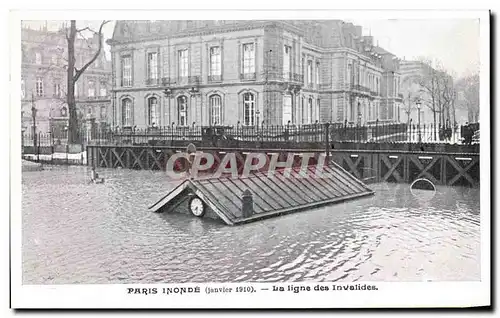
[242,189,254,218]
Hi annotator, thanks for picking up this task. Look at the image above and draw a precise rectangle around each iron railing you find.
[22,122,477,148]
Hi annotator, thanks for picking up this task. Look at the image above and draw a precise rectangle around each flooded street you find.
[22,166,480,284]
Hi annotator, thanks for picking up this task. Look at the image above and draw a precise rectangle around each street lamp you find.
[416,98,422,143]
[31,92,37,147]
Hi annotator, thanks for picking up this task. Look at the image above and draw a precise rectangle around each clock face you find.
[189,197,205,217]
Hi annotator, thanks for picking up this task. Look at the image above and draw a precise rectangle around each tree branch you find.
[73,20,110,83]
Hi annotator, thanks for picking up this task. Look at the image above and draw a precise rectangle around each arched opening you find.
[121,98,132,126]
[177,96,188,126]
[243,92,255,126]
[147,96,158,126]
[209,94,222,126]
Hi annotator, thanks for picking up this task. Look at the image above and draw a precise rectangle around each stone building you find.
[21,24,112,137]
[107,20,402,129]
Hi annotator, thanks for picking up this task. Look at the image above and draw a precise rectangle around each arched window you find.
[243,92,255,126]
[121,98,132,126]
[147,97,158,126]
[308,98,313,124]
[210,95,222,125]
[282,95,292,125]
[316,98,320,122]
[301,97,305,124]
[177,96,188,126]
[100,106,106,119]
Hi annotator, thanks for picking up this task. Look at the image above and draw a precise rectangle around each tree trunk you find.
[67,20,79,144]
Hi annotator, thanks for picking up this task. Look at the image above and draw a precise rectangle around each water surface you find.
[22,166,480,284]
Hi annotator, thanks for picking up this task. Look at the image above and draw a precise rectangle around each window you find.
[283,95,292,125]
[210,95,222,125]
[100,106,106,119]
[121,98,132,126]
[376,77,379,93]
[54,83,61,97]
[356,65,360,85]
[348,63,353,85]
[21,79,25,99]
[61,107,67,117]
[87,106,93,116]
[177,96,188,126]
[51,54,57,65]
[316,62,320,86]
[209,47,222,80]
[88,80,95,97]
[317,98,320,122]
[148,97,158,126]
[178,49,189,78]
[35,52,42,64]
[100,81,107,96]
[74,82,79,97]
[283,45,291,79]
[121,55,132,87]
[308,98,313,124]
[301,56,305,78]
[301,97,305,124]
[242,43,255,75]
[243,92,255,126]
[147,52,158,82]
[307,60,313,85]
[36,77,43,97]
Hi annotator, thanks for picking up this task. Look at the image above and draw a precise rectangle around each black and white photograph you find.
[9,8,491,309]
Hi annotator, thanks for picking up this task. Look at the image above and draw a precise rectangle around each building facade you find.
[107,20,402,129]
[21,24,112,136]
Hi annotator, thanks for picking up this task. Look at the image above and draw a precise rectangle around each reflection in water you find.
[22,166,481,284]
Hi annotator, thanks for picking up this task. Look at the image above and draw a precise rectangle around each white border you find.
[9,8,490,309]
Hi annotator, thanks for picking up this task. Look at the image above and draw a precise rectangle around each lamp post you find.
[416,98,421,143]
[31,92,37,147]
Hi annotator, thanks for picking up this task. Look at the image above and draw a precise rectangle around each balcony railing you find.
[350,84,371,94]
[188,76,201,85]
[240,72,256,81]
[121,79,133,87]
[161,77,175,86]
[208,74,222,82]
[293,73,304,83]
[146,78,159,86]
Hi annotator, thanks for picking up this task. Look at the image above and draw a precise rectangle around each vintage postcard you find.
[9,9,490,309]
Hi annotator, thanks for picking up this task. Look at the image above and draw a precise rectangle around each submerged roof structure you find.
[149,163,374,225]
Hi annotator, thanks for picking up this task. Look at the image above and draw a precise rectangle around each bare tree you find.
[415,57,455,140]
[22,20,110,142]
[456,73,480,123]
[65,20,110,144]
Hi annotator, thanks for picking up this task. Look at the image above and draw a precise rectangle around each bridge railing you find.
[21,122,478,149]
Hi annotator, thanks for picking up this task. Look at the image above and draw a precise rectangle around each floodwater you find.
[22,166,481,284]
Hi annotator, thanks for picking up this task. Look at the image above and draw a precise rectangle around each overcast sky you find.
[22,19,480,77]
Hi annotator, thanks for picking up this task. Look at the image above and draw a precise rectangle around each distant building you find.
[107,20,402,129]
[21,24,112,137]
